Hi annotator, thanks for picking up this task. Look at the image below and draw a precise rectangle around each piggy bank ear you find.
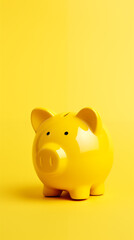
[31,108,55,132]
[76,107,102,133]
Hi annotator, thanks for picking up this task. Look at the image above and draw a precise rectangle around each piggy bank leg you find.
[69,186,90,200]
[90,183,104,196]
[43,185,62,197]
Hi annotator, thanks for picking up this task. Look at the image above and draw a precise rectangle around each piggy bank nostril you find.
[49,156,54,166]
[38,152,46,169]
[49,157,52,166]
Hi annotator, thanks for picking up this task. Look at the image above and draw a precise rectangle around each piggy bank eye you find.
[64,131,69,135]
[46,131,50,135]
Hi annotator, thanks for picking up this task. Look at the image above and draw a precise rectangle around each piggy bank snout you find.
[37,143,67,174]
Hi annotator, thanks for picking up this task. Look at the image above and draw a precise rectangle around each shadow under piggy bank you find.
[10,184,71,202]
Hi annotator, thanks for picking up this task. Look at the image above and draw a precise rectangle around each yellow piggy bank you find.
[31,107,113,200]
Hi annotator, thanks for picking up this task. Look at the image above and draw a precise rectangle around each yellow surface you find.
[0,0,134,239]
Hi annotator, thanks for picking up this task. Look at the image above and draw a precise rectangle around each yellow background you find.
[0,0,134,239]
